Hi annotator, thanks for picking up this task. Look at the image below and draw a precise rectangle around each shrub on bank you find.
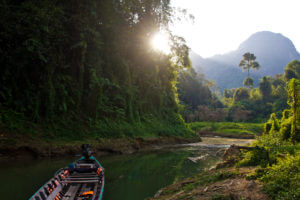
[237,131,297,167]
[260,152,300,200]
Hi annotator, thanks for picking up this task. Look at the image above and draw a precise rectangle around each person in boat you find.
[82,144,92,159]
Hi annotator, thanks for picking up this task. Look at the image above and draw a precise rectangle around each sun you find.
[151,32,171,54]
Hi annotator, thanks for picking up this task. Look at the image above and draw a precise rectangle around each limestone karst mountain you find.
[190,31,300,90]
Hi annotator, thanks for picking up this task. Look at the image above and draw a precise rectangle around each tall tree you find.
[239,52,261,88]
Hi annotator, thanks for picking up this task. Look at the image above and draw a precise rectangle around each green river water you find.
[0,137,252,200]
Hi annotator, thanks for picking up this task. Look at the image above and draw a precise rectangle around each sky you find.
[171,0,300,58]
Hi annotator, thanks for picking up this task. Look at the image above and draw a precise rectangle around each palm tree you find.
[239,52,261,88]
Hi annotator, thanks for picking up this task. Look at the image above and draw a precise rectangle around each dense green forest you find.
[0,0,194,140]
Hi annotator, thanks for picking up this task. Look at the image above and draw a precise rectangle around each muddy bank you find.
[0,136,201,160]
[197,131,255,139]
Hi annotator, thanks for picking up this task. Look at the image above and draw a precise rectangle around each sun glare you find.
[151,32,170,54]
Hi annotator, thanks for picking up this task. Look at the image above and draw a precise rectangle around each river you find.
[0,137,252,200]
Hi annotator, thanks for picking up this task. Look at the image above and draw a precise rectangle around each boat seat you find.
[68,173,98,178]
[69,167,98,173]
[75,163,95,168]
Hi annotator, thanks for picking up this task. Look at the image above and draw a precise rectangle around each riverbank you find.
[189,122,264,139]
[147,143,270,200]
[147,167,269,200]
[148,130,299,200]
[0,136,201,160]
[0,128,258,161]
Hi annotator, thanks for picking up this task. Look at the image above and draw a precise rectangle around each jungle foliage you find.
[0,0,194,140]
[178,57,300,123]
[237,78,300,200]
[179,72,289,123]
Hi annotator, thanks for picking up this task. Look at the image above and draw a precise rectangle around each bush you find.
[260,153,300,200]
[237,146,270,167]
[237,131,298,167]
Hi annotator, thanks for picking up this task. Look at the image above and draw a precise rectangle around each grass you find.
[188,122,264,136]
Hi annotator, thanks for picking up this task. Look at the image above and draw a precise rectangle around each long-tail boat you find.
[29,144,104,200]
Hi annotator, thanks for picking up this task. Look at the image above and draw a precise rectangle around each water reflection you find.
[0,137,251,200]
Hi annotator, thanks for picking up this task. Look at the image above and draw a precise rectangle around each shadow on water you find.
[0,138,250,200]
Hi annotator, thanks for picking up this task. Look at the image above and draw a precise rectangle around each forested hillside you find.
[0,0,193,140]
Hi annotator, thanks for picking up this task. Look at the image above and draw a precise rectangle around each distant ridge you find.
[190,31,300,90]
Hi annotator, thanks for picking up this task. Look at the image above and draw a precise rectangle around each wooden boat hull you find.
[29,156,104,200]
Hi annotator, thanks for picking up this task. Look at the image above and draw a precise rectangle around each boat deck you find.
[30,145,104,200]
[60,172,102,200]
